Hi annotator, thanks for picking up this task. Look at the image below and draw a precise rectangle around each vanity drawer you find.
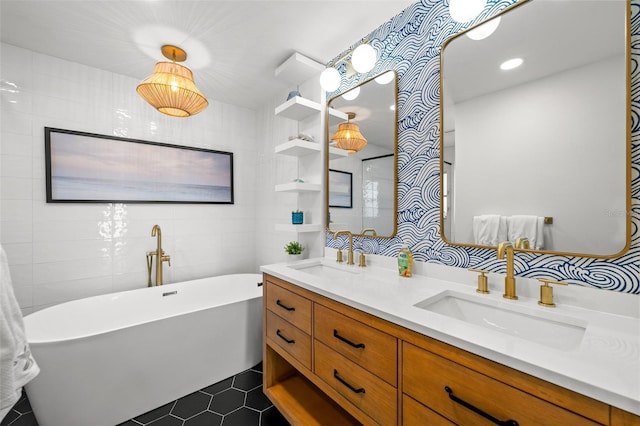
[403,343,601,426]
[403,394,455,426]
[266,282,312,334]
[266,311,311,370]
[314,303,397,386]
[315,340,396,426]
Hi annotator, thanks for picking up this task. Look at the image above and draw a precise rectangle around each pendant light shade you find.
[331,112,367,154]
[137,45,208,117]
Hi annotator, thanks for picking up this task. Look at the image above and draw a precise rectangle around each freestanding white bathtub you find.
[23,273,264,426]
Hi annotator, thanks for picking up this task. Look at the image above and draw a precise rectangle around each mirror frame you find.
[438,0,632,259]
[325,70,400,238]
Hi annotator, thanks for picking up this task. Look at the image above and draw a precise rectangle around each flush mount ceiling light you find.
[331,112,368,154]
[136,45,208,117]
[320,42,377,92]
[449,0,486,23]
[467,16,501,40]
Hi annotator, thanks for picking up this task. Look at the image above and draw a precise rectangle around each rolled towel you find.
[473,215,508,246]
[0,245,39,421]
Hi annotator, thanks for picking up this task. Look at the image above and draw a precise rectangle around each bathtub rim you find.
[24,273,263,344]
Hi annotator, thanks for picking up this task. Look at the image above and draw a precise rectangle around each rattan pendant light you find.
[331,112,367,154]
[136,45,208,117]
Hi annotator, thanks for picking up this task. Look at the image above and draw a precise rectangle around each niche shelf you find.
[275,182,321,193]
[275,96,320,121]
[275,139,348,160]
[275,224,323,233]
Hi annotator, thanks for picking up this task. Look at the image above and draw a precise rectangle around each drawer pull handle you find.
[334,369,365,394]
[276,329,295,344]
[445,386,518,426]
[276,299,295,311]
[333,329,365,349]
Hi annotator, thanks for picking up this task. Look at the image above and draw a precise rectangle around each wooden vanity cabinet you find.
[262,274,640,426]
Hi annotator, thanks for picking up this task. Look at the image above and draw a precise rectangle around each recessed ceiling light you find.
[500,58,523,70]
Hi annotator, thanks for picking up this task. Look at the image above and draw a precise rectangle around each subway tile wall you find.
[1,43,261,313]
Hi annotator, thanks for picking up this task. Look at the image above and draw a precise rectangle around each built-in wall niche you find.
[440,0,629,257]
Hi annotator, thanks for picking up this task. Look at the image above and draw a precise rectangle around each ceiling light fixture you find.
[466,16,501,40]
[320,41,377,92]
[331,112,368,154]
[500,57,524,70]
[341,87,360,101]
[449,0,486,23]
[136,45,208,117]
[375,71,395,85]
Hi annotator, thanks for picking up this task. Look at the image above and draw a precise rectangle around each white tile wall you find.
[1,43,261,313]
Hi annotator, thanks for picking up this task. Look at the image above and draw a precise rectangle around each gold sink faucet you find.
[497,241,517,300]
[361,228,377,236]
[333,230,354,265]
[150,224,171,286]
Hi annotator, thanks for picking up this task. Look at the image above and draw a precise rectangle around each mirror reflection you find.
[327,71,398,237]
[441,0,628,256]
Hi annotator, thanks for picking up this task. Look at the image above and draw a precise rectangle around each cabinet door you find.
[314,303,397,386]
[403,343,601,426]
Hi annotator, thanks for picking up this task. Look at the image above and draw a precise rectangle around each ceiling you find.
[0,0,414,110]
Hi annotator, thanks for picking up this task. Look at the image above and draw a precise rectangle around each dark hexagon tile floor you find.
[1,363,289,426]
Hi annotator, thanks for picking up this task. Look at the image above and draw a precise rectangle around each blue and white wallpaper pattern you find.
[327,0,640,294]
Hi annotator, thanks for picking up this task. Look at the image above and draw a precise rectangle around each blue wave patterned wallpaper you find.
[327,0,640,294]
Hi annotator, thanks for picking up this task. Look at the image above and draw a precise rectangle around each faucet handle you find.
[336,249,343,263]
[537,278,567,307]
[469,268,490,294]
[358,251,366,267]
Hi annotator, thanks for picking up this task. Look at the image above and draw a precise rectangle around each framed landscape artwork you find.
[45,127,234,204]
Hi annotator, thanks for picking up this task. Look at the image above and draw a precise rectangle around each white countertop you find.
[260,253,640,415]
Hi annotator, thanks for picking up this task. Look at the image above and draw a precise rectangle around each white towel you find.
[507,215,545,249]
[473,215,508,246]
[0,245,39,421]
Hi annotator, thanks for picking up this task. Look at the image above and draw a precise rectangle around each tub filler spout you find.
[149,224,171,286]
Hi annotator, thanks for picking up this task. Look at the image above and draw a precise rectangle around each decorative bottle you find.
[398,244,413,277]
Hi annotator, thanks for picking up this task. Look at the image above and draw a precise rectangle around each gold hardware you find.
[497,241,517,300]
[150,225,171,286]
[146,252,153,287]
[336,249,343,263]
[333,230,355,265]
[469,268,489,294]
[537,278,568,307]
[515,237,530,249]
[358,251,366,267]
[544,217,553,225]
[361,228,377,236]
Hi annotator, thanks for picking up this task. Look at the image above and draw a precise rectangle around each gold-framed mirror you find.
[326,71,399,238]
[440,0,630,258]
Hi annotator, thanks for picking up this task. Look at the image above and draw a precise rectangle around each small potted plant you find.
[284,241,304,261]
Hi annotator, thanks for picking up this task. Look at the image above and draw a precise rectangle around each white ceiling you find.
[0,0,414,110]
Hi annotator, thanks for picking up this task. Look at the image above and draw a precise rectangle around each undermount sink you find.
[414,291,588,350]
[287,260,361,280]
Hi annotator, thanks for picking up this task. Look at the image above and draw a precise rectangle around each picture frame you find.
[45,127,234,204]
[329,169,352,208]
